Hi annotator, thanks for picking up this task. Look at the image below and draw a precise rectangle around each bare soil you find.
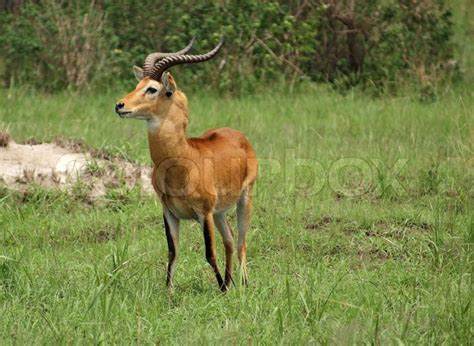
[0,134,153,197]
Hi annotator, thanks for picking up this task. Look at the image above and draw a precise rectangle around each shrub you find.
[0,0,457,94]
[0,0,107,90]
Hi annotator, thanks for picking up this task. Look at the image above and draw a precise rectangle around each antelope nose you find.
[115,102,124,113]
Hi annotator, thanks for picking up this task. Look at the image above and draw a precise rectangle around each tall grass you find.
[0,82,472,343]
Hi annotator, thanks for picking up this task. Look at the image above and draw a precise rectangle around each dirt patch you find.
[94,229,119,243]
[350,248,390,270]
[363,220,432,239]
[305,216,342,231]
[357,248,389,262]
[305,216,431,240]
[0,135,153,197]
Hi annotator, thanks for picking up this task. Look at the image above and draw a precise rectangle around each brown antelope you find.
[115,39,257,291]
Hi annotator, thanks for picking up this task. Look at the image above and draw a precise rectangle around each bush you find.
[0,0,107,90]
[0,0,457,94]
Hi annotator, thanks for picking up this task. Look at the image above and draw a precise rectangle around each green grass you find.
[0,83,473,344]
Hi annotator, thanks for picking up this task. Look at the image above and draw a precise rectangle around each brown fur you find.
[117,75,257,290]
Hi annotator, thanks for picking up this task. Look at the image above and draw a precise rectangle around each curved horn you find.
[147,38,224,81]
[143,37,196,75]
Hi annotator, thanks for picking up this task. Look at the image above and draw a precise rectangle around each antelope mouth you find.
[117,111,132,118]
[118,111,151,121]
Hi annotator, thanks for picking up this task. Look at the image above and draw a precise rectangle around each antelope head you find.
[115,38,223,125]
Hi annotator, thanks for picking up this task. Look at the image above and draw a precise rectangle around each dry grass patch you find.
[0,129,10,147]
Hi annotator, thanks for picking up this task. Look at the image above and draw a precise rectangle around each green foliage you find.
[0,0,107,90]
[0,0,459,93]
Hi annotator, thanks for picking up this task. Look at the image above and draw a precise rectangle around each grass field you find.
[0,82,473,344]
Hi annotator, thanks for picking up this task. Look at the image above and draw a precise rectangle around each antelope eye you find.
[145,86,158,94]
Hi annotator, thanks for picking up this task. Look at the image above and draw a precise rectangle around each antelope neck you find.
[147,103,191,166]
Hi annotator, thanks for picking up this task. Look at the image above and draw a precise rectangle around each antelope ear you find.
[132,66,144,81]
[161,72,177,97]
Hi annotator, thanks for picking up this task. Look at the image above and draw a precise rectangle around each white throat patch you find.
[147,118,161,131]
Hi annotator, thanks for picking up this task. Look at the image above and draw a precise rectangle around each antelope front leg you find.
[163,209,180,288]
[202,213,226,291]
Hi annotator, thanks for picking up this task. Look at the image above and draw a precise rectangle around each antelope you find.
[115,39,257,291]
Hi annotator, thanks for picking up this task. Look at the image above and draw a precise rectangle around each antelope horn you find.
[147,38,224,81]
[143,37,196,75]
